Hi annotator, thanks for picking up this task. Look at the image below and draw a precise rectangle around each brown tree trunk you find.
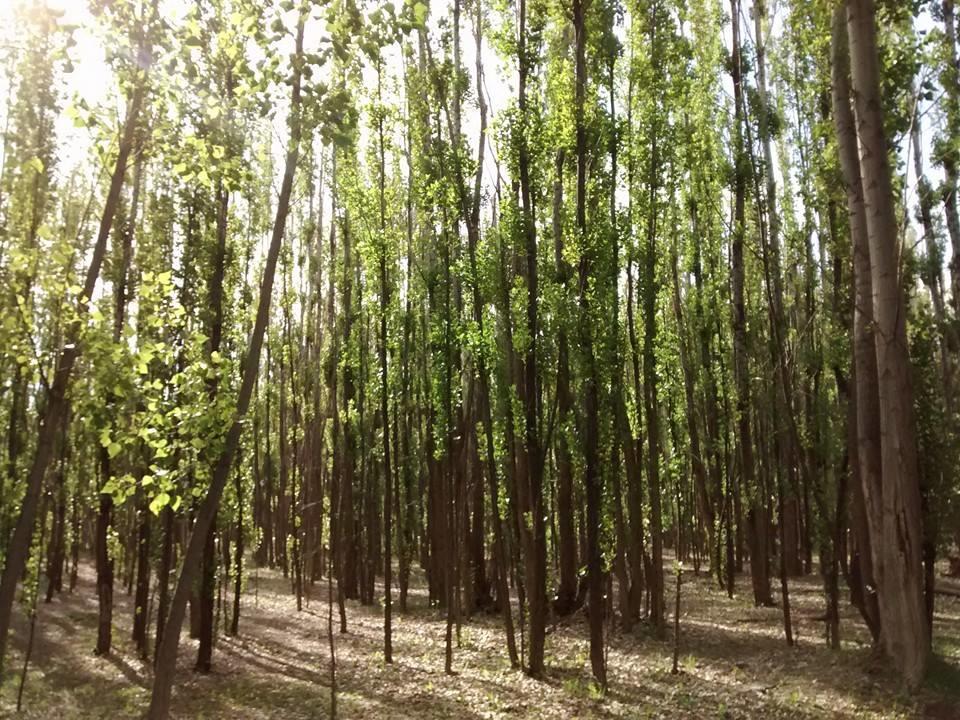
[551,149,578,618]
[195,526,215,672]
[95,105,144,658]
[339,184,359,601]
[231,459,243,636]
[197,114,232,670]
[148,19,305,716]
[641,10,664,632]
[515,0,547,679]
[375,55,394,663]
[940,0,960,315]
[154,504,174,664]
[846,0,929,688]
[45,420,69,603]
[671,248,714,565]
[625,257,647,610]
[573,0,606,688]
[132,490,152,656]
[831,4,881,644]
[730,0,770,606]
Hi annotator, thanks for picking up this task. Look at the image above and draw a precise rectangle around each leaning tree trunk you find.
[147,19,305,717]
[0,43,150,675]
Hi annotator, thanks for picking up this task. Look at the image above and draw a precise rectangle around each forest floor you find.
[0,558,958,719]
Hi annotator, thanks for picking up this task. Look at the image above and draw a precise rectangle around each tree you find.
[0,0,156,675]
[573,0,606,688]
[845,0,929,689]
[148,13,307,715]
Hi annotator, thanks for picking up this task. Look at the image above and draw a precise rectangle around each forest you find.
[0,0,958,716]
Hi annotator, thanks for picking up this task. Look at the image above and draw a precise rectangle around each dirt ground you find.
[0,559,958,719]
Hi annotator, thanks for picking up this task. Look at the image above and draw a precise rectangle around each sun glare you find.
[1,0,89,30]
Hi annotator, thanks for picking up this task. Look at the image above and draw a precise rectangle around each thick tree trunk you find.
[831,5,881,644]
[197,154,232,668]
[95,101,143,659]
[846,0,929,688]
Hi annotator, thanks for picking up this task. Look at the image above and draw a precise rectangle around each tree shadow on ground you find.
[1,559,959,719]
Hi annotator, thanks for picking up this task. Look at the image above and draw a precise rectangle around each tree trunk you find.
[516,0,547,679]
[148,19,305,716]
[641,10,664,631]
[154,505,174,664]
[831,4,882,644]
[574,0,606,688]
[551,149,578,618]
[940,0,960,316]
[730,0,769,606]
[846,0,929,688]
[375,55,394,664]
[132,490,152,656]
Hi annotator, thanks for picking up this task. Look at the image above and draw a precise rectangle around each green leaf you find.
[107,442,122,458]
[149,491,170,516]
[412,2,427,27]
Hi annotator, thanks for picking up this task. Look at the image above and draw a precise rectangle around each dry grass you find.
[1,559,958,719]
